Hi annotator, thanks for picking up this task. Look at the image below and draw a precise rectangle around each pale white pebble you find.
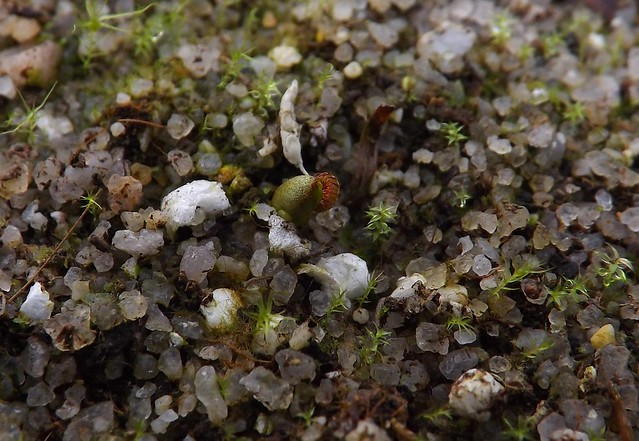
[487,135,512,154]
[167,114,195,140]
[413,148,434,164]
[448,369,504,421]
[161,180,230,230]
[343,61,363,79]
[366,21,399,48]
[332,1,354,21]
[110,122,125,137]
[129,78,154,97]
[116,92,131,105]
[269,45,302,69]
[0,75,17,99]
[200,288,242,329]
[20,282,53,321]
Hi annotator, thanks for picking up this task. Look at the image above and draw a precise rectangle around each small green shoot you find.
[546,275,588,310]
[445,315,477,334]
[452,187,472,209]
[315,63,335,95]
[365,202,397,242]
[218,48,254,89]
[541,32,564,58]
[492,259,544,297]
[80,189,103,219]
[296,406,315,428]
[323,289,349,321]
[563,100,586,125]
[439,122,467,147]
[502,416,535,441]
[1,83,57,141]
[250,74,281,116]
[419,406,452,426]
[245,200,259,217]
[522,338,554,360]
[595,247,633,288]
[356,271,384,308]
[357,324,391,365]
[490,12,512,46]
[74,0,155,69]
[245,296,285,338]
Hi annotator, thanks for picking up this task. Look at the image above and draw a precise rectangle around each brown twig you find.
[116,118,165,129]
[7,189,102,305]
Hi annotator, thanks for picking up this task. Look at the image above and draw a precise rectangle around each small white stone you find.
[316,253,369,300]
[167,114,195,140]
[20,282,54,322]
[269,45,302,69]
[200,288,242,329]
[161,180,230,230]
[268,214,311,259]
[343,61,363,79]
[332,1,354,21]
[129,78,154,97]
[116,92,131,105]
[448,369,504,421]
[412,148,434,164]
[487,135,512,154]
[0,75,16,99]
[110,122,125,137]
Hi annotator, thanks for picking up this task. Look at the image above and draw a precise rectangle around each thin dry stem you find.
[7,189,102,305]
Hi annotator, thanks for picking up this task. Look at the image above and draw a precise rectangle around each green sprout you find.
[492,259,544,297]
[445,315,477,334]
[419,406,453,426]
[245,200,259,217]
[490,12,512,46]
[595,247,633,288]
[541,32,564,58]
[1,83,57,141]
[245,296,285,338]
[452,187,472,209]
[296,406,315,428]
[323,289,349,320]
[439,122,467,146]
[250,74,281,116]
[365,202,397,242]
[546,275,589,310]
[80,189,103,219]
[357,324,391,365]
[517,43,535,62]
[74,0,155,69]
[355,271,384,308]
[563,100,586,125]
[315,63,335,95]
[218,48,254,90]
[502,416,535,441]
[522,338,554,360]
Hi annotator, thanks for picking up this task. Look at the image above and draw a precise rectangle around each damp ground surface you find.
[1,1,639,440]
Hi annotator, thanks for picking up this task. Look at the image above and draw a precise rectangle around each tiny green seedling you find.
[245,296,285,338]
[74,0,155,69]
[445,315,477,334]
[357,324,391,365]
[546,275,588,310]
[492,259,544,297]
[1,83,57,141]
[365,202,397,242]
[563,100,586,125]
[595,246,633,288]
[490,12,512,46]
[439,122,467,146]
[502,416,535,441]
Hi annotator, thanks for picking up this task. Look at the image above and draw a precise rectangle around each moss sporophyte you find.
[271,172,340,224]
